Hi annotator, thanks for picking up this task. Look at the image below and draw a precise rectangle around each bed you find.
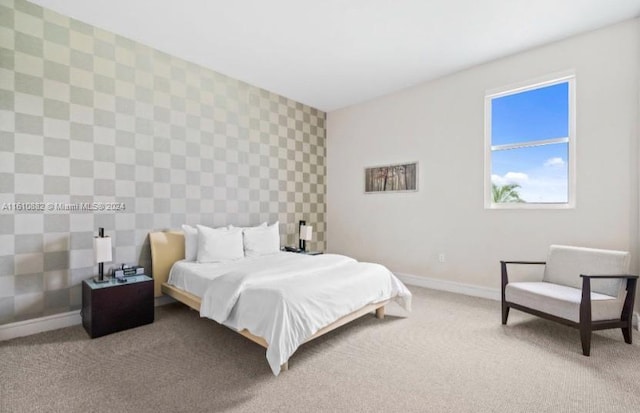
[149,230,411,375]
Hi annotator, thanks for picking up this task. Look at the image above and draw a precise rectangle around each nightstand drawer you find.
[82,275,154,338]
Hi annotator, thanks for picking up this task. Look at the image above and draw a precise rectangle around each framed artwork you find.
[365,162,418,193]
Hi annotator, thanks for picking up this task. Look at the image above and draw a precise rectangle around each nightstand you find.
[82,275,154,338]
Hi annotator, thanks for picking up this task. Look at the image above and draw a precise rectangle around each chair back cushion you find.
[542,245,629,297]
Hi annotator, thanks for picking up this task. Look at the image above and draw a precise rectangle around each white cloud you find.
[544,157,565,167]
[518,175,569,203]
[491,172,529,186]
[492,164,568,203]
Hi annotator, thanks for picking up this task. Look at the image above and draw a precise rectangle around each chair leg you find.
[579,278,592,356]
[501,304,509,325]
[580,323,591,356]
[622,319,633,344]
[620,278,636,345]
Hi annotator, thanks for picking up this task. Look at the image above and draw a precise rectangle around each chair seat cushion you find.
[505,282,625,323]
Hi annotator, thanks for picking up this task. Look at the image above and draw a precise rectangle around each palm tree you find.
[492,183,525,203]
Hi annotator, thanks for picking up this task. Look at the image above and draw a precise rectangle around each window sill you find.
[486,202,575,210]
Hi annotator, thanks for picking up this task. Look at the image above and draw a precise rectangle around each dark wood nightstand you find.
[82,275,154,338]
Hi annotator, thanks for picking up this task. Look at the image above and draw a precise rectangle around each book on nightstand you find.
[114,265,145,279]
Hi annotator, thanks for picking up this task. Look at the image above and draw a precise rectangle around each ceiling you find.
[30,0,640,112]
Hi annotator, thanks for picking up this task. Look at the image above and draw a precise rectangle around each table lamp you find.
[299,221,313,252]
[93,227,112,284]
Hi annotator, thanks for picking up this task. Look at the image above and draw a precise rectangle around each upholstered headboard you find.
[149,231,185,297]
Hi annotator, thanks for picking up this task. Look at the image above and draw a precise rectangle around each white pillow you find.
[181,224,198,261]
[243,221,280,257]
[196,224,244,263]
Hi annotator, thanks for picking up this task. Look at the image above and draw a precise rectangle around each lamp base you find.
[92,277,110,284]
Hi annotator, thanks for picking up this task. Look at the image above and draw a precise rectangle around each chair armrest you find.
[500,261,547,300]
[579,274,638,280]
[500,261,546,284]
[579,274,639,326]
[500,261,546,265]
[579,274,638,301]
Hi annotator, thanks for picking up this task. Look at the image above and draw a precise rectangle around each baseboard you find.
[395,272,501,301]
[0,296,178,342]
[0,310,82,342]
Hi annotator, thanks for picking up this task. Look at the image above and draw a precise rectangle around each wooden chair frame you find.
[501,260,638,356]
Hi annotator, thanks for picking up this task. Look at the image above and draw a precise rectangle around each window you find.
[485,72,575,208]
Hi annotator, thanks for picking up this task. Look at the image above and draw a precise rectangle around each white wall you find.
[327,19,640,293]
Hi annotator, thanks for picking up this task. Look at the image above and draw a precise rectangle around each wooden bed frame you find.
[149,230,388,371]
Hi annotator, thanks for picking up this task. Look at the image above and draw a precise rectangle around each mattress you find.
[168,252,332,298]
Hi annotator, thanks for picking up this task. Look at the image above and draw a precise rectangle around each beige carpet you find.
[1,286,639,413]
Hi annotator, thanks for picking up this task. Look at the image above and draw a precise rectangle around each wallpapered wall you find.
[0,0,326,324]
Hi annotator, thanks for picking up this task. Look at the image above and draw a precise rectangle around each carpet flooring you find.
[1,286,639,413]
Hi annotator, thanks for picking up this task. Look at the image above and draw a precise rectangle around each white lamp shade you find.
[94,237,112,264]
[300,225,313,241]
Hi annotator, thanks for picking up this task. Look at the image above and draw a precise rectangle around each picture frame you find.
[364,162,418,193]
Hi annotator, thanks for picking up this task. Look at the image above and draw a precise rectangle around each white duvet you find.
[168,252,411,375]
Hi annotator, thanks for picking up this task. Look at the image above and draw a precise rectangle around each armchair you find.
[501,245,638,356]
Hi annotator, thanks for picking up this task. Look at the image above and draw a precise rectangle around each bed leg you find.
[376,306,385,319]
[281,362,289,372]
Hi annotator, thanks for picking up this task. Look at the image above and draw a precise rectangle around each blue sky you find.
[491,82,569,203]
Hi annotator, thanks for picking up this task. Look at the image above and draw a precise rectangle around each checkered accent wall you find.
[0,0,326,324]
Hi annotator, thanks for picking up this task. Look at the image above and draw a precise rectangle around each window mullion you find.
[491,137,569,152]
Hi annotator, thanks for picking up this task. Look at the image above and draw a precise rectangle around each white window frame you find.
[484,71,576,209]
